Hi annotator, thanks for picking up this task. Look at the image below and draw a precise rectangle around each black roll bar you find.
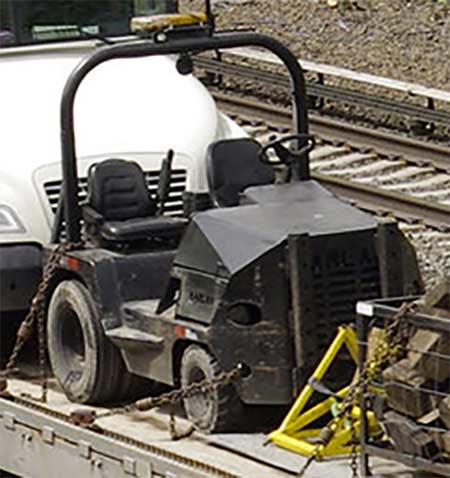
[55,32,309,243]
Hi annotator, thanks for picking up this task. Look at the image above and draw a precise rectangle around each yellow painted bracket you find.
[268,326,379,458]
[131,12,208,33]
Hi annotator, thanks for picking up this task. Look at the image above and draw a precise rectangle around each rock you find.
[439,396,450,430]
[408,329,450,383]
[432,430,450,455]
[383,411,440,460]
[419,279,450,313]
[417,408,440,425]
[366,326,383,361]
[383,359,434,418]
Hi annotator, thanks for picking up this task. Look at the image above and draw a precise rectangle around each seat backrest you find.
[206,138,275,207]
[87,159,156,221]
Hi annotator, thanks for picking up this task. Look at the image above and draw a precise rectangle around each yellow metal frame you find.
[268,326,379,458]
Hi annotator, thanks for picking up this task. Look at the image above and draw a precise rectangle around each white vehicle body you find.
[0,40,244,311]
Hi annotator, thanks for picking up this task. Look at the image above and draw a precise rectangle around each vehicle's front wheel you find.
[180,345,244,433]
[47,280,148,404]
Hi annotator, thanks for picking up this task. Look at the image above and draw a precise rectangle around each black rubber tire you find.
[180,345,244,433]
[47,280,139,404]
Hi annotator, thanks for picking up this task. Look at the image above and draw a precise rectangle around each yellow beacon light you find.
[131,12,209,34]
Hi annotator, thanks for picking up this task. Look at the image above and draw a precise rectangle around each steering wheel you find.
[259,134,315,165]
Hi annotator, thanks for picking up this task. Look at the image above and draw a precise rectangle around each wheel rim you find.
[58,304,86,380]
[187,366,214,420]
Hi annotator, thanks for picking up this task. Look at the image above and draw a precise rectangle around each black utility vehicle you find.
[44,3,423,432]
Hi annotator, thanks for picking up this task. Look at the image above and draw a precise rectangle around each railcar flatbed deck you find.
[1,379,420,478]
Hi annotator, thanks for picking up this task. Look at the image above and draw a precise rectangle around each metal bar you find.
[59,32,309,242]
[205,0,212,20]
[9,0,23,45]
[364,444,450,477]
[376,221,406,298]
[287,234,313,394]
[370,302,450,334]
[312,172,450,231]
[357,314,371,478]
[204,0,215,33]
[50,192,64,243]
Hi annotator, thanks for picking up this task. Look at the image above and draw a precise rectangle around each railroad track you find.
[208,92,450,230]
[195,54,450,137]
[214,92,450,172]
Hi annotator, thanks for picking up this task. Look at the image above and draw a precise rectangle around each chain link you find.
[97,364,243,419]
[297,301,417,478]
[0,242,84,401]
[350,411,359,478]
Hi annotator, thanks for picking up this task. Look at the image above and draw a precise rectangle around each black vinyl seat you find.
[83,159,186,244]
[206,138,275,207]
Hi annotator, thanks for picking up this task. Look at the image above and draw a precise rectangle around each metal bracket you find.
[78,440,91,459]
[43,426,55,445]
[4,412,15,430]
[123,456,137,476]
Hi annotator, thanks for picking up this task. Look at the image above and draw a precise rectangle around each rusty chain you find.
[0,236,242,438]
[67,365,243,441]
[96,364,243,421]
[349,404,359,478]
[297,301,417,478]
[69,364,243,440]
[0,242,84,401]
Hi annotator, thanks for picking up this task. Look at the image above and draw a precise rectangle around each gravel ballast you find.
[181,0,450,90]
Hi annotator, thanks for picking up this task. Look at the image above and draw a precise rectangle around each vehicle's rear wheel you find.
[47,280,151,404]
[180,345,244,433]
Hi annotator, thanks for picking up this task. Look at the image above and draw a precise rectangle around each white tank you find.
[0,41,245,244]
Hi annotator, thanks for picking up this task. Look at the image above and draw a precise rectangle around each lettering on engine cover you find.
[188,291,214,306]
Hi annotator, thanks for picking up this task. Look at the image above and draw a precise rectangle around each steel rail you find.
[212,92,450,172]
[195,57,450,126]
[312,173,450,231]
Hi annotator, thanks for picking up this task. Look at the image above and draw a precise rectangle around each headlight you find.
[0,205,26,234]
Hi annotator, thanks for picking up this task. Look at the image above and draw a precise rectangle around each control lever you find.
[157,149,174,215]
